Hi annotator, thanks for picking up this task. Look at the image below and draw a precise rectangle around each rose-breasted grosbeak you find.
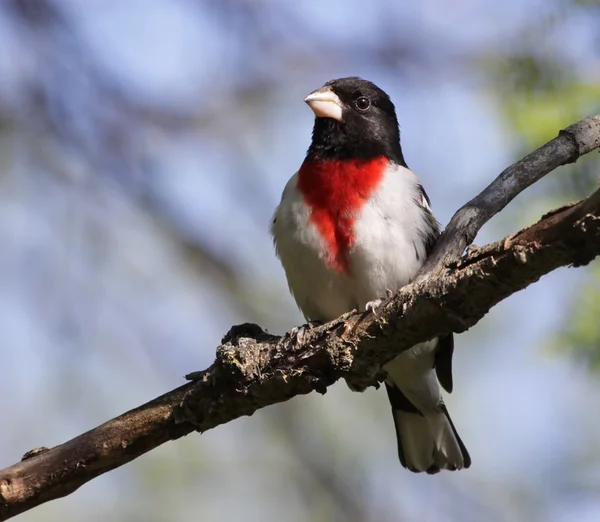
[271,77,470,473]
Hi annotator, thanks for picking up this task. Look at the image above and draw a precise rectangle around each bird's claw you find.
[464,244,479,257]
[365,289,394,320]
[365,299,384,313]
[290,320,322,345]
[365,289,393,314]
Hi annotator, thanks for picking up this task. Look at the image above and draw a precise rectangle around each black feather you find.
[418,187,455,395]
[435,334,454,393]
[307,77,407,166]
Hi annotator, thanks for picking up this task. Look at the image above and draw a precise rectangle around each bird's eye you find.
[355,96,371,111]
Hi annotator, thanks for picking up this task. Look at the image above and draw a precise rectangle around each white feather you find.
[271,163,430,319]
[271,161,468,472]
[383,341,440,413]
[394,410,433,470]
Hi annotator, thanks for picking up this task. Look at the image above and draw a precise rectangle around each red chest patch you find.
[297,157,388,272]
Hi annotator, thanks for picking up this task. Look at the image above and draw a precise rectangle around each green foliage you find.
[479,9,600,372]
[553,264,600,371]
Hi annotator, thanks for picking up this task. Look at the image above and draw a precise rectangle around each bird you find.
[270,77,470,474]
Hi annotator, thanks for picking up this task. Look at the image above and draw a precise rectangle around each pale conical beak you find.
[304,87,343,122]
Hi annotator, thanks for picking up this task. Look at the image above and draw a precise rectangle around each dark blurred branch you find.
[419,115,600,277]
[1,116,600,520]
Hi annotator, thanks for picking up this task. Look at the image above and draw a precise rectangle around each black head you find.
[304,77,406,166]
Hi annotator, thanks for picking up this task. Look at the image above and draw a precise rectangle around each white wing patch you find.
[421,192,432,211]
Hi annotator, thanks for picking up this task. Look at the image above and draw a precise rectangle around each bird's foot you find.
[290,320,323,345]
[464,244,479,257]
[365,289,394,315]
[365,299,384,313]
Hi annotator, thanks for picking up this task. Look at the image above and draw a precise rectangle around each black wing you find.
[435,334,454,393]
[418,185,455,394]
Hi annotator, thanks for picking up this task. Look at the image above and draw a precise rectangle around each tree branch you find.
[1,115,599,520]
[419,115,600,277]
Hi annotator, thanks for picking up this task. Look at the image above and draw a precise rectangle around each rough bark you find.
[1,115,599,520]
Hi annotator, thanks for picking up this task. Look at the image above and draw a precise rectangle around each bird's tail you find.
[386,384,471,474]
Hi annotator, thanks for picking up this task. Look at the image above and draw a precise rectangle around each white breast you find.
[351,164,433,308]
[271,172,353,320]
[271,163,436,322]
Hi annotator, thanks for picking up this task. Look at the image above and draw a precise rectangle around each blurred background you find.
[1,0,600,521]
